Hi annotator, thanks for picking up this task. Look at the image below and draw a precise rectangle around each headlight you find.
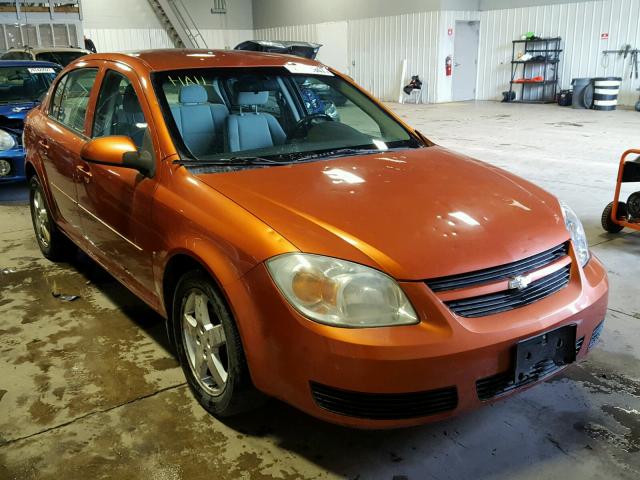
[560,201,590,267]
[0,129,15,151]
[266,253,418,328]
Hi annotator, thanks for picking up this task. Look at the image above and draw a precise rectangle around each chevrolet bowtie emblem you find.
[508,275,531,290]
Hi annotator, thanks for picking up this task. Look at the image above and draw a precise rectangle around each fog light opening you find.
[0,159,11,177]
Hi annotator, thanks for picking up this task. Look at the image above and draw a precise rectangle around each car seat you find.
[117,85,146,148]
[226,91,286,152]
[171,84,228,157]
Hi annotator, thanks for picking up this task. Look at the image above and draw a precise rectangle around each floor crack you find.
[0,382,187,448]
[608,307,640,320]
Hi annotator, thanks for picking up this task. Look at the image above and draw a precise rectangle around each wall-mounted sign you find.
[601,32,609,40]
[448,28,453,36]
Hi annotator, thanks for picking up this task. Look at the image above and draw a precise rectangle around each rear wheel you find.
[29,175,72,260]
[172,270,264,417]
[601,201,627,233]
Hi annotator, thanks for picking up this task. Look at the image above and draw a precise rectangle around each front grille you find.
[426,243,569,292]
[310,382,458,420]
[476,335,584,400]
[445,264,571,318]
[588,321,605,350]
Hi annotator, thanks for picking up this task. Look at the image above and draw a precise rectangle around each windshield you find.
[154,66,420,165]
[35,51,85,66]
[0,66,59,104]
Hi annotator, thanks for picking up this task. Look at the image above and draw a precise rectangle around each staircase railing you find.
[149,0,207,49]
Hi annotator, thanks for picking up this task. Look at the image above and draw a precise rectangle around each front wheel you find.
[172,270,264,417]
[29,175,72,260]
[601,201,627,233]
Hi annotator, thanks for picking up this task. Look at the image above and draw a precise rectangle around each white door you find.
[315,21,349,74]
[452,21,480,101]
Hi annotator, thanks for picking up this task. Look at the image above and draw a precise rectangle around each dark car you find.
[1,46,89,67]
[0,60,60,183]
[234,40,321,59]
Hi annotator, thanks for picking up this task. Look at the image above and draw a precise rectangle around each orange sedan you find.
[23,50,608,428]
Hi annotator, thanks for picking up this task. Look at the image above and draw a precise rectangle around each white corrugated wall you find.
[477,0,640,106]
[84,28,173,52]
[347,12,440,103]
[88,1,640,107]
[83,28,252,53]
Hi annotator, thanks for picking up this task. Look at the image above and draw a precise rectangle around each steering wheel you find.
[290,113,334,139]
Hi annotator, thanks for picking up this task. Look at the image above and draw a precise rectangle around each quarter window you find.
[51,68,98,134]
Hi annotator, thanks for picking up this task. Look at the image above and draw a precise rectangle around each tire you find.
[601,201,627,233]
[635,100,640,112]
[627,191,640,218]
[29,175,72,261]
[172,269,264,417]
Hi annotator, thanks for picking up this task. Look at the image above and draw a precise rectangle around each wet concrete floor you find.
[0,101,639,479]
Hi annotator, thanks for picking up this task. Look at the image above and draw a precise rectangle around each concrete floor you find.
[1,101,639,479]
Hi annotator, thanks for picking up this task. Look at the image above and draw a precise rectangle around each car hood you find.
[197,146,569,280]
[0,101,36,128]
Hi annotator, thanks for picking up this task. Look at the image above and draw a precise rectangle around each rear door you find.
[39,66,99,238]
[76,63,159,305]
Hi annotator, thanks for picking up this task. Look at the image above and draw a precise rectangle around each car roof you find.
[78,49,325,73]
[6,46,89,53]
[0,59,61,68]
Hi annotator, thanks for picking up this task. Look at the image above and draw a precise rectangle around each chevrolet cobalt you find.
[23,50,608,428]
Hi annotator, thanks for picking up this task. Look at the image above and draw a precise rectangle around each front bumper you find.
[0,147,26,183]
[226,252,608,428]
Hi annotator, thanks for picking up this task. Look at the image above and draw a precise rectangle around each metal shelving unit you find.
[508,37,562,104]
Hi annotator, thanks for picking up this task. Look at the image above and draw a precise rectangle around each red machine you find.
[601,149,640,233]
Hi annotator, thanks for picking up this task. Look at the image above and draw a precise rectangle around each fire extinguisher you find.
[445,55,452,76]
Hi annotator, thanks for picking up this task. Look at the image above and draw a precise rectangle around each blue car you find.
[0,60,60,183]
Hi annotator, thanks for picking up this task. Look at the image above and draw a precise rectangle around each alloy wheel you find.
[32,189,51,248]
[181,289,229,396]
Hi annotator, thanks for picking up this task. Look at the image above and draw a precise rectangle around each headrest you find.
[179,84,207,104]
[236,91,269,106]
[235,77,279,92]
[122,85,141,113]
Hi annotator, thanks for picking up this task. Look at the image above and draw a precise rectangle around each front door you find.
[40,67,99,238]
[452,21,480,102]
[76,64,159,306]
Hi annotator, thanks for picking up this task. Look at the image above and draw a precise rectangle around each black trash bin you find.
[571,78,591,108]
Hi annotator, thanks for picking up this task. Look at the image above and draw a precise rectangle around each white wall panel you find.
[84,28,252,53]
[84,28,173,52]
[256,11,478,103]
[476,0,640,106]
[198,29,253,49]
[347,12,440,103]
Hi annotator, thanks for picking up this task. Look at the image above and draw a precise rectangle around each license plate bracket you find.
[514,324,577,383]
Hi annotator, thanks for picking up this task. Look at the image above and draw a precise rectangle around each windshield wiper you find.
[174,156,291,167]
[293,147,397,162]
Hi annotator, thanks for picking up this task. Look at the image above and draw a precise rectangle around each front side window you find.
[0,66,59,104]
[51,68,98,133]
[93,69,149,150]
[154,67,419,165]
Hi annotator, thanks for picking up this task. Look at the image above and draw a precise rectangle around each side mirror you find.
[80,136,154,177]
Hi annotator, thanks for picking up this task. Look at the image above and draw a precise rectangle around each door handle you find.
[38,139,50,150]
[76,164,92,182]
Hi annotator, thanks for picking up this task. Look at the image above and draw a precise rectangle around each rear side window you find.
[50,68,98,134]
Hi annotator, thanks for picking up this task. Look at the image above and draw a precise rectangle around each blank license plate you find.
[514,325,577,382]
